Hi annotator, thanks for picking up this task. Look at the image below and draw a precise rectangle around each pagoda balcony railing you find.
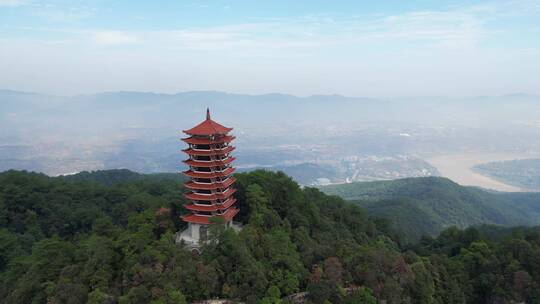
[193,211,229,217]
[184,146,234,153]
[190,167,233,174]
[190,145,230,152]
[189,156,230,163]
[186,179,235,189]
[183,167,236,178]
[192,202,213,206]
[190,169,212,173]
[191,180,212,184]
[191,188,233,196]
[185,188,237,201]
[184,157,235,167]
[191,192,212,196]
[182,136,236,146]
[192,177,231,185]
[187,198,237,211]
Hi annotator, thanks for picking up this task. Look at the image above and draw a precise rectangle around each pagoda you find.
[176,109,240,246]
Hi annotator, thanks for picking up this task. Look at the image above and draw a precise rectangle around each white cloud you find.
[32,5,96,23]
[0,0,27,7]
[1,0,539,96]
[2,2,508,52]
[131,9,485,53]
[92,31,140,45]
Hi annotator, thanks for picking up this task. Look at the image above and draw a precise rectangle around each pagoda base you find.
[175,221,242,248]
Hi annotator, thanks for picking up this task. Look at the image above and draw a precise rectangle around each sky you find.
[0,0,539,97]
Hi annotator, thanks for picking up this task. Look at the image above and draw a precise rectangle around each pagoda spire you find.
[206,108,211,120]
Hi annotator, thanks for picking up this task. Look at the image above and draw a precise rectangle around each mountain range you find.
[3,89,540,137]
[3,89,540,177]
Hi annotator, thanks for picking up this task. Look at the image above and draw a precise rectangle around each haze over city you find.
[1,0,540,193]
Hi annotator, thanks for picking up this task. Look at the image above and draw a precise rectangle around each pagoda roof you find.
[183,146,235,156]
[183,109,232,136]
[182,135,235,145]
[183,167,235,178]
[184,198,237,212]
[183,157,235,167]
[184,188,237,201]
[181,208,239,224]
[184,177,236,190]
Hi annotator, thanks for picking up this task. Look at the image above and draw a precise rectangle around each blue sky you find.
[1,0,539,96]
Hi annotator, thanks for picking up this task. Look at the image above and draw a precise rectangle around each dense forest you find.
[1,170,540,303]
[320,177,540,243]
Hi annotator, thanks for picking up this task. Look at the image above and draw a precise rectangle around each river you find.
[426,153,539,192]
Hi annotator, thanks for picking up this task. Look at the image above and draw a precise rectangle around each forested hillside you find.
[320,177,540,242]
[1,170,540,303]
[59,169,186,186]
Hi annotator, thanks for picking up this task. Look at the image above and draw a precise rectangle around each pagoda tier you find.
[184,177,236,190]
[183,146,235,156]
[182,135,235,145]
[184,198,237,212]
[184,188,237,201]
[183,117,233,135]
[183,167,235,178]
[181,207,239,225]
[183,157,235,167]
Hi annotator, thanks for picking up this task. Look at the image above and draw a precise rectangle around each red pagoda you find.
[176,109,239,245]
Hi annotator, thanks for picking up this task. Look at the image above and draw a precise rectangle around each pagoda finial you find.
[206,108,211,120]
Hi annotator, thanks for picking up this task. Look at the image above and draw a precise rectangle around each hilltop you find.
[59,169,185,186]
[1,169,540,303]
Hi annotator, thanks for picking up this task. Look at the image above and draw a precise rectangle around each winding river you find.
[426,153,539,192]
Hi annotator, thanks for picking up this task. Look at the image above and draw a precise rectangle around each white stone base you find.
[175,221,243,249]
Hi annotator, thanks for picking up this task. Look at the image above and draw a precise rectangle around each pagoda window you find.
[196,211,213,216]
[194,189,212,195]
[195,200,212,205]
[194,178,212,183]
[194,167,211,172]
[195,155,212,161]
[194,144,210,150]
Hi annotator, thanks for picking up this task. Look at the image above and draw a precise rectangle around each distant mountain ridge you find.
[320,176,540,243]
[3,89,540,135]
[3,89,540,176]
